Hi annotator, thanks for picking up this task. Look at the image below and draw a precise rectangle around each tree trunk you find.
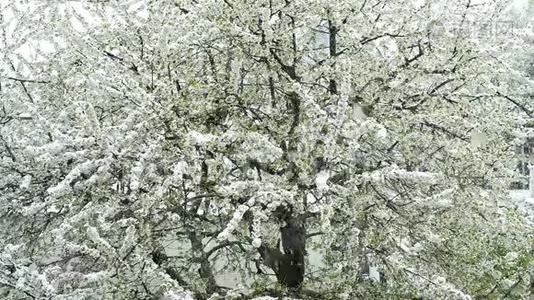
[259,216,306,289]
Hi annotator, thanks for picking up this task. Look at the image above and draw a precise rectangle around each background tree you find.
[0,0,532,299]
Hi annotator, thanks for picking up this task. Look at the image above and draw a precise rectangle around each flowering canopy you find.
[0,0,532,299]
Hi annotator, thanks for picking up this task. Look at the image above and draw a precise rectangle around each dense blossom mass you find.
[0,0,533,299]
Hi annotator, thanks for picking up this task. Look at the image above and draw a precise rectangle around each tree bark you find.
[259,216,306,289]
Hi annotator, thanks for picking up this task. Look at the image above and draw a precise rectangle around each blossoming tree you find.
[0,0,532,299]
